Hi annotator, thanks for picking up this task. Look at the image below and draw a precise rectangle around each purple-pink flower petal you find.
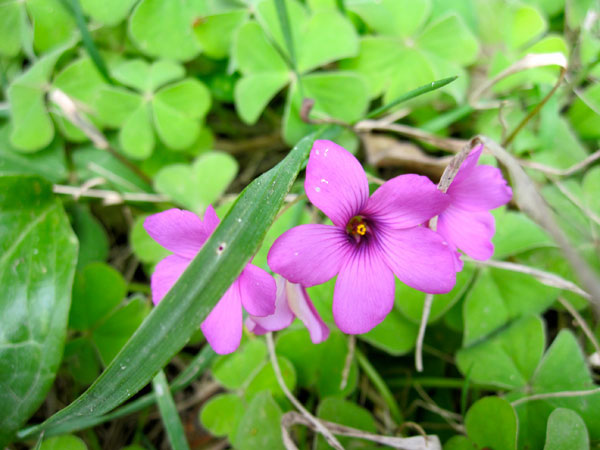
[200,282,243,355]
[245,276,294,334]
[150,254,190,305]
[449,165,513,211]
[378,226,456,294]
[238,263,277,317]
[305,140,369,227]
[268,224,350,287]
[437,206,495,261]
[286,282,330,343]
[144,207,219,259]
[333,245,395,334]
[363,174,450,228]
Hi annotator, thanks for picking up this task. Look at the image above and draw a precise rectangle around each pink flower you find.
[245,276,330,344]
[437,144,512,270]
[267,140,456,334]
[144,206,276,355]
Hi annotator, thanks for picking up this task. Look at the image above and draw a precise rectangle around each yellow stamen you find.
[356,223,366,235]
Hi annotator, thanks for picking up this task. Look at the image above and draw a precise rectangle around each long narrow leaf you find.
[22,126,335,436]
[152,371,190,450]
[274,0,297,69]
[58,0,112,83]
[18,346,216,439]
[364,76,458,119]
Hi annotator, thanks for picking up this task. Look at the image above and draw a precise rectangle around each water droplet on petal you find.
[314,187,321,193]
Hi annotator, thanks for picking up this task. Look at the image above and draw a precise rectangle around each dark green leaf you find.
[234,391,285,450]
[0,175,78,445]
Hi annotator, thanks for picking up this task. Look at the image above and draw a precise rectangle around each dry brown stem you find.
[281,411,442,450]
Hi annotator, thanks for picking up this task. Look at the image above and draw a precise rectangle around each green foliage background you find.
[0,0,599,449]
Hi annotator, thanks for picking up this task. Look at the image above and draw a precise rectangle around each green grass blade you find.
[58,0,112,84]
[274,0,297,69]
[21,126,335,437]
[421,104,474,132]
[364,76,458,120]
[152,371,190,450]
[355,349,403,424]
[32,432,44,450]
[18,346,216,439]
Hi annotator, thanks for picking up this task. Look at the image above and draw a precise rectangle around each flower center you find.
[346,216,368,242]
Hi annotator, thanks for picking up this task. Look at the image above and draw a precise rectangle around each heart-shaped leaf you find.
[200,393,245,439]
[417,13,479,65]
[457,315,545,389]
[315,398,377,450]
[234,21,288,75]
[193,9,247,59]
[8,45,68,152]
[284,72,368,144]
[297,9,359,73]
[39,434,87,450]
[69,263,126,332]
[0,125,67,183]
[543,408,589,450]
[235,392,285,450]
[0,0,25,57]
[234,72,290,125]
[112,59,185,93]
[507,4,547,49]
[463,268,556,345]
[95,86,143,128]
[514,330,600,448]
[152,79,211,150]
[119,103,155,159]
[383,48,436,104]
[80,0,138,26]
[346,0,430,38]
[27,0,76,53]
[154,152,238,213]
[465,397,518,450]
[212,339,267,390]
[339,36,403,99]
[92,296,150,365]
[129,0,200,61]
[360,307,419,355]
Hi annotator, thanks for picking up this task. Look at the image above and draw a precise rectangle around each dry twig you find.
[469,53,568,105]
[557,297,600,357]
[415,294,434,373]
[53,185,169,204]
[340,335,356,390]
[281,412,442,450]
[511,386,600,407]
[468,258,591,300]
[49,88,152,184]
[355,120,467,152]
